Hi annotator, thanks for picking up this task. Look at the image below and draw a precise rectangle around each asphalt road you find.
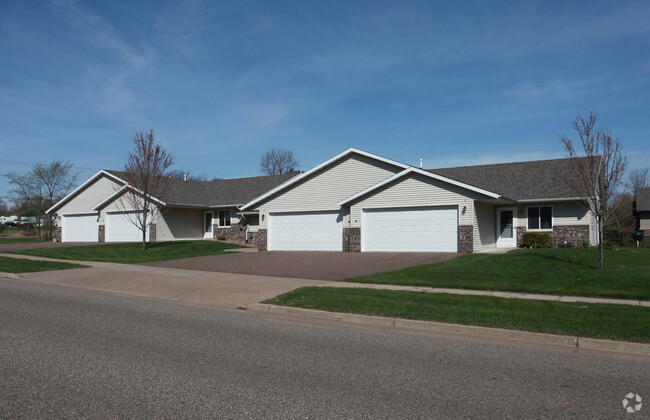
[1,279,648,419]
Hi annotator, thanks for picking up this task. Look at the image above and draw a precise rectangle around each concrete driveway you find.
[143,251,459,281]
[6,257,330,307]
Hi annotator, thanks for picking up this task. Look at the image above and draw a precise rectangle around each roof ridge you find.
[103,169,297,184]
[427,156,597,172]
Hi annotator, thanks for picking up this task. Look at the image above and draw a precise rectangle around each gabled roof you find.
[429,157,593,201]
[104,170,299,207]
[241,148,410,210]
[635,187,650,212]
[338,167,502,206]
[47,169,299,214]
[46,170,127,214]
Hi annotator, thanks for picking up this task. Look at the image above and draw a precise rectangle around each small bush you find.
[0,224,5,235]
[603,241,619,250]
[523,232,553,248]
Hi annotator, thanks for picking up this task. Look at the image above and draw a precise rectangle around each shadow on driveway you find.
[142,251,460,281]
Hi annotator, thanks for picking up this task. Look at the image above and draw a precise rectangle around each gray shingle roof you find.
[635,187,650,212]
[105,171,299,207]
[429,157,593,200]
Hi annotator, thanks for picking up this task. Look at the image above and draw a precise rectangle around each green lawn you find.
[0,237,43,244]
[0,256,86,273]
[347,248,650,300]
[266,287,650,342]
[7,241,246,264]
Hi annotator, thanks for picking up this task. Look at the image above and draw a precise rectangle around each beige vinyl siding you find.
[258,154,400,229]
[349,174,484,227]
[213,207,242,227]
[473,201,496,251]
[57,176,121,216]
[517,201,589,228]
[156,208,203,240]
[639,213,650,230]
[245,214,260,233]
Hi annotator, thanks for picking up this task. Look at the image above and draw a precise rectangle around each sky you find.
[1,0,649,206]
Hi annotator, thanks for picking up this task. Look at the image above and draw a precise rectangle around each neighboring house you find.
[241,148,597,253]
[633,187,650,233]
[46,171,297,244]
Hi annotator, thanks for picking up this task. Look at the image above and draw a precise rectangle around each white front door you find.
[204,211,213,239]
[496,208,517,248]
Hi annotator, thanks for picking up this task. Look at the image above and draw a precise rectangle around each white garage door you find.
[268,211,343,251]
[62,214,98,242]
[106,211,149,242]
[362,206,458,252]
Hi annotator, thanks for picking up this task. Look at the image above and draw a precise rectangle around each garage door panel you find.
[106,211,149,242]
[363,206,458,252]
[269,211,342,251]
[62,214,98,242]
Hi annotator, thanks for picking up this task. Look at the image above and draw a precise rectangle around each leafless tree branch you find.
[259,149,299,175]
[116,129,174,250]
[559,111,627,269]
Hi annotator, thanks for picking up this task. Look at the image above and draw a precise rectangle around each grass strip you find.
[0,256,86,273]
[8,240,245,264]
[0,238,43,244]
[266,287,650,343]
[347,248,650,300]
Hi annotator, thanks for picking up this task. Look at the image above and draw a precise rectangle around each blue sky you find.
[1,0,649,205]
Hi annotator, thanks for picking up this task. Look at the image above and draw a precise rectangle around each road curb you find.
[247,303,650,356]
[0,271,22,279]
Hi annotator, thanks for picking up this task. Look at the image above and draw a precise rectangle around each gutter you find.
[516,197,589,203]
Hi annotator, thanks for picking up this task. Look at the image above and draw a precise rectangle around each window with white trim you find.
[218,210,231,227]
[527,206,553,230]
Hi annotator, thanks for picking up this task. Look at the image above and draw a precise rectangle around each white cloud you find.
[49,0,154,115]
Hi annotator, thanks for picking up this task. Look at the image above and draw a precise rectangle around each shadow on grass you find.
[142,241,181,250]
[514,248,599,270]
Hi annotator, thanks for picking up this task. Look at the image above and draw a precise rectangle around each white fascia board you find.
[412,168,501,198]
[60,211,99,216]
[209,204,244,208]
[338,169,412,206]
[338,167,501,206]
[241,148,411,210]
[237,211,259,216]
[92,185,129,211]
[92,185,167,211]
[166,203,211,209]
[46,170,127,214]
[516,197,589,203]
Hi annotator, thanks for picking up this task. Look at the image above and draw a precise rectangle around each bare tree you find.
[7,160,80,240]
[559,111,627,270]
[626,168,649,194]
[118,129,174,250]
[0,198,9,215]
[259,149,299,175]
[610,191,634,229]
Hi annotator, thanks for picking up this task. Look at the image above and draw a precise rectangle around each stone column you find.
[253,229,268,251]
[458,225,473,253]
[343,227,361,252]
